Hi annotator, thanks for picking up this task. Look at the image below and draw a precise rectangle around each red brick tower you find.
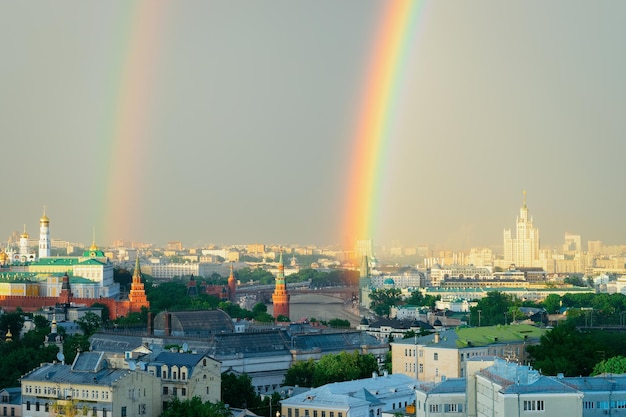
[227,263,237,302]
[59,272,73,305]
[271,251,290,320]
[128,257,148,307]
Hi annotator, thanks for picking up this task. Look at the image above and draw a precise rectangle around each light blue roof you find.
[281,374,418,409]
[281,386,369,408]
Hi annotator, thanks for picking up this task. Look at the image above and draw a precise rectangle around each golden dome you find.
[90,242,98,251]
[20,232,29,239]
[40,214,50,224]
[0,252,7,262]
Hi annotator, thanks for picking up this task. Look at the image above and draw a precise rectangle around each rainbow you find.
[94,2,168,245]
[342,0,425,252]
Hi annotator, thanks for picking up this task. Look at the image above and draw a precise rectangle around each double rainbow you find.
[96,1,167,244]
[342,0,425,252]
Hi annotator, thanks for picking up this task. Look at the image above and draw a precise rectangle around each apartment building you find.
[21,351,162,417]
[391,324,545,382]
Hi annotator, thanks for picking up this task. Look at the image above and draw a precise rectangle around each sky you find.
[1,1,625,251]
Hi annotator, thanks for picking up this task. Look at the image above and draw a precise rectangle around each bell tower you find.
[39,207,51,259]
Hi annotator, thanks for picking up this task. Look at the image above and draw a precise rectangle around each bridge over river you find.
[236,283,359,304]
[236,284,362,326]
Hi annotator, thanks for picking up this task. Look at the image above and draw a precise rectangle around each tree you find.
[471,291,514,326]
[0,310,25,341]
[328,318,350,328]
[369,288,402,318]
[542,294,561,314]
[160,397,232,417]
[33,315,50,329]
[284,358,317,387]
[526,322,602,376]
[76,312,103,337]
[592,356,626,376]
[221,373,259,409]
[63,334,91,365]
[284,352,379,388]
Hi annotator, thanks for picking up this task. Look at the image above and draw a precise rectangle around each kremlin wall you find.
[0,211,149,318]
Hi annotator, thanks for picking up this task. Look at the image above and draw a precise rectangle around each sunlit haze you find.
[1,1,625,250]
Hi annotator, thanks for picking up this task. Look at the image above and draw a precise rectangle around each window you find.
[419,364,423,373]
[434,353,438,361]
[2,407,6,416]
[523,400,544,411]
[26,402,30,411]
[182,372,186,380]
[321,411,325,417]
[288,408,292,417]
[121,406,127,417]
[444,404,463,412]
[314,411,318,417]
[36,402,40,412]
[583,402,594,409]
[429,404,440,412]
[163,387,169,395]
[181,388,187,396]
[295,409,299,417]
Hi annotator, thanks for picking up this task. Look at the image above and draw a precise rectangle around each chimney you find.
[147,312,153,336]
[434,333,440,343]
[164,313,172,337]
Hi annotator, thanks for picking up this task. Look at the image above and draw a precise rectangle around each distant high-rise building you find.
[359,256,371,309]
[503,192,541,267]
[167,241,183,251]
[356,239,375,264]
[588,240,602,254]
[467,247,494,267]
[563,232,582,252]
[272,252,290,320]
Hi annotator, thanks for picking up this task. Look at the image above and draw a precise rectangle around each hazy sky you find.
[1,1,625,251]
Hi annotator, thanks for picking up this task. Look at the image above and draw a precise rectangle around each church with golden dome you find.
[0,209,148,318]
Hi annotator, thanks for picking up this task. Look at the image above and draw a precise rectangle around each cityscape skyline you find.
[2,2,625,249]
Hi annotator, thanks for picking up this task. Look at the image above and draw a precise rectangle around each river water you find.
[266,293,362,327]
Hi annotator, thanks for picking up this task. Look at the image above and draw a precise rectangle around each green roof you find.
[393,323,546,349]
[32,257,79,266]
[77,259,106,266]
[453,323,545,348]
[70,276,98,285]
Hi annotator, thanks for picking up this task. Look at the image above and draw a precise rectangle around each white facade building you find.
[503,192,541,268]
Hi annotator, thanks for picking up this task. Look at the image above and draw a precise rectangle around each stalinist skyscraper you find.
[503,191,540,267]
